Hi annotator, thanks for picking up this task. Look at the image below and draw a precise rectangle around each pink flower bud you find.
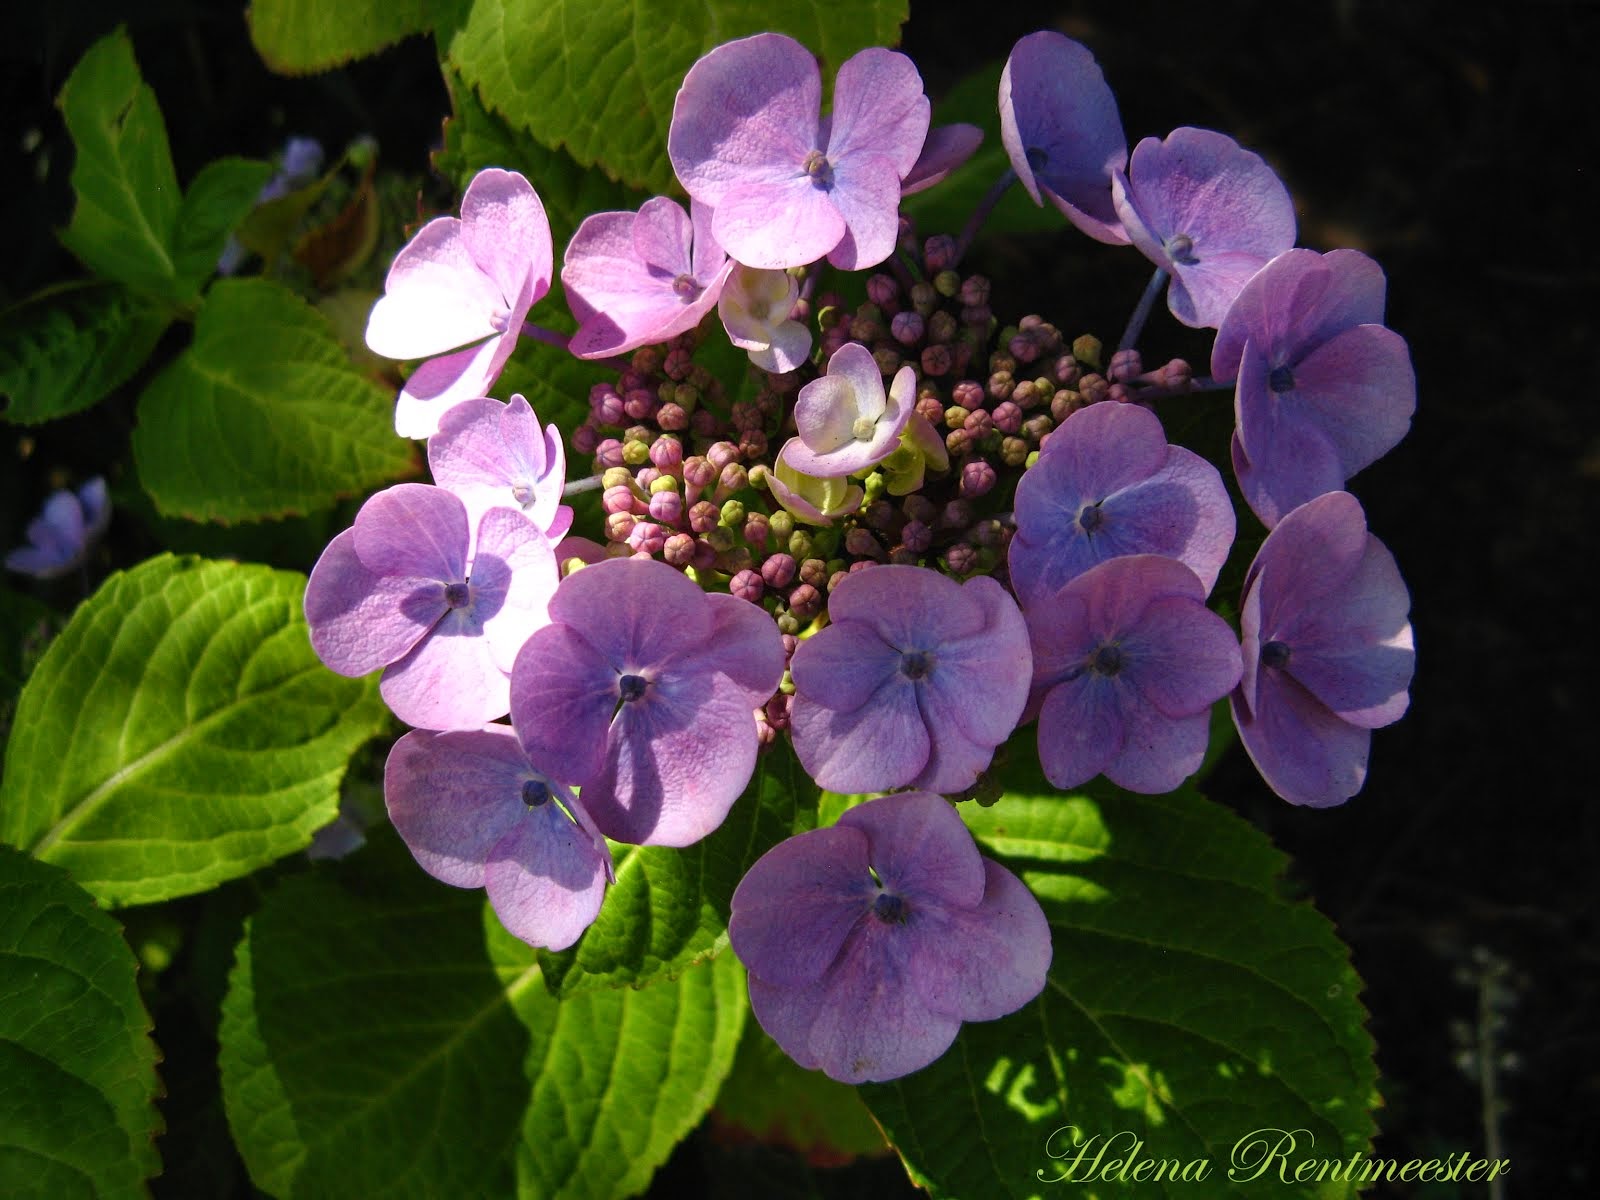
[730,568,765,603]
[762,553,797,588]
[960,460,997,499]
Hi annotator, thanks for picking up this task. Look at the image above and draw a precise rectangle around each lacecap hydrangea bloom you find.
[386,725,612,950]
[1212,248,1416,527]
[789,565,1031,794]
[304,483,559,730]
[669,33,930,270]
[1232,491,1414,807]
[365,168,552,437]
[511,557,785,846]
[731,792,1050,1083]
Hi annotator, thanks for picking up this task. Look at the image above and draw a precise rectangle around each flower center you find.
[1078,503,1104,533]
[873,891,909,924]
[899,650,934,681]
[443,582,472,609]
[1268,365,1296,394]
[803,149,835,190]
[1025,146,1049,173]
[852,414,878,441]
[1165,233,1199,265]
[1089,643,1124,676]
[511,482,535,508]
[672,273,701,300]
[618,673,650,702]
[521,778,550,808]
[1260,640,1292,669]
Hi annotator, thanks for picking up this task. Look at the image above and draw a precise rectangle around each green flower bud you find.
[768,510,795,541]
[720,499,747,528]
[649,474,679,494]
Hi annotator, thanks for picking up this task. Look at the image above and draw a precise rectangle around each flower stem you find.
[1117,266,1169,352]
[954,167,1017,263]
[562,474,606,498]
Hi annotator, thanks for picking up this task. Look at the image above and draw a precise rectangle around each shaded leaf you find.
[171,156,275,288]
[0,554,390,906]
[247,0,435,74]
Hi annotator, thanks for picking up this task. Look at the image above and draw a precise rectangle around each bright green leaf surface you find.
[539,738,819,996]
[0,845,162,1198]
[246,0,434,73]
[133,277,416,523]
[860,750,1377,1199]
[171,157,275,289]
[56,29,182,297]
[0,282,169,425]
[445,0,909,194]
[0,555,389,906]
[220,830,746,1199]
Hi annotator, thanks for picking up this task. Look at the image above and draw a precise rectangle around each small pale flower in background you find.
[781,342,917,478]
[669,33,930,270]
[562,197,732,359]
[730,792,1050,1083]
[428,394,572,540]
[1112,127,1295,328]
[901,123,984,195]
[789,565,1031,794]
[364,169,552,438]
[386,725,612,950]
[1231,491,1414,807]
[5,477,110,579]
[718,265,812,373]
[999,31,1128,244]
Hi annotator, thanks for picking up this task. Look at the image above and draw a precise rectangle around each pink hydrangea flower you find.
[364,169,552,438]
[427,393,572,539]
[1008,402,1235,609]
[562,197,733,359]
[999,31,1129,244]
[718,265,812,373]
[304,483,559,730]
[1211,249,1416,527]
[1231,491,1414,807]
[730,791,1050,1083]
[5,477,109,579]
[1111,128,1295,328]
[509,558,785,847]
[668,33,930,271]
[780,342,917,478]
[1027,555,1242,793]
[385,725,612,950]
[789,565,1031,794]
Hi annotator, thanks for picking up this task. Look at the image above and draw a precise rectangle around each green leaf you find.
[0,586,56,709]
[219,829,746,1199]
[56,29,182,297]
[132,277,417,523]
[246,0,434,73]
[539,738,819,996]
[171,156,275,289]
[445,0,910,195]
[0,282,169,425]
[0,845,161,1198]
[0,554,389,906]
[859,747,1378,1199]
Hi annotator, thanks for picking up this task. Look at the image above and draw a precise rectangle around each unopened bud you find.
[788,530,815,560]
[1071,334,1103,371]
[649,436,684,470]
[649,491,683,525]
[688,500,720,533]
[942,543,978,575]
[730,569,764,603]
[960,460,997,499]
[663,532,696,566]
[923,235,957,272]
[891,310,925,345]
[762,553,797,588]
[867,273,900,308]
[799,557,828,587]
[992,400,1022,434]
[768,510,795,542]
[787,583,822,619]
[743,512,770,546]
[1000,436,1030,466]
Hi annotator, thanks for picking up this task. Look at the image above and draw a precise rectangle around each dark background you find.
[3,2,1595,1196]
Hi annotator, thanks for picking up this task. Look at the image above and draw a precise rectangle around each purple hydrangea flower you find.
[789,565,1031,794]
[730,791,1050,1083]
[562,197,733,359]
[668,33,930,271]
[1111,127,1295,328]
[998,32,1129,245]
[427,393,573,540]
[901,123,983,196]
[780,342,917,478]
[1231,491,1414,807]
[1008,402,1235,609]
[1211,249,1416,527]
[5,477,109,579]
[304,483,559,731]
[1028,555,1242,793]
[386,725,612,950]
[718,265,812,373]
[364,169,552,438]
[510,558,785,847]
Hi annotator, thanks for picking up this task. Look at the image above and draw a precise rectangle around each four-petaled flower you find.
[1231,491,1415,807]
[386,725,613,950]
[669,33,930,271]
[365,168,552,438]
[790,565,1031,794]
[428,393,573,540]
[730,791,1051,1083]
[781,342,917,479]
[718,264,812,373]
[510,558,785,846]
